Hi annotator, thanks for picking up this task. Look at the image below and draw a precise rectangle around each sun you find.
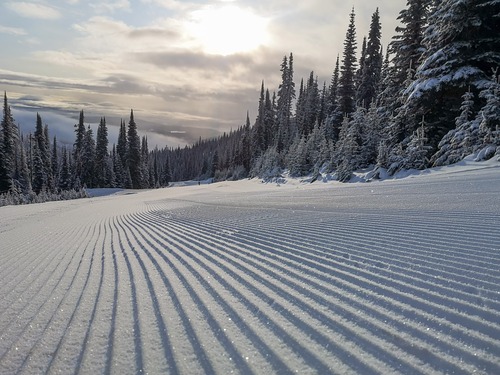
[187,5,269,55]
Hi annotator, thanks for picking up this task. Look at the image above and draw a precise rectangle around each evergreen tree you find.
[252,82,266,155]
[389,0,430,88]
[355,37,367,92]
[239,112,252,172]
[33,113,52,192]
[31,141,46,194]
[325,55,342,140]
[338,8,358,117]
[127,110,142,188]
[116,120,128,186]
[162,155,171,187]
[141,136,149,188]
[296,78,307,136]
[59,147,71,191]
[403,0,500,151]
[0,92,16,193]
[357,8,383,108]
[263,89,275,149]
[304,72,319,135]
[211,149,219,177]
[12,131,31,194]
[51,136,59,190]
[73,110,86,182]
[81,125,96,187]
[276,53,296,153]
[95,117,110,187]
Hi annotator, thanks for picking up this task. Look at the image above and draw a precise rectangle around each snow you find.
[1,160,500,374]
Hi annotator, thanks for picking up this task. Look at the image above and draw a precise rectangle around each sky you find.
[0,0,404,148]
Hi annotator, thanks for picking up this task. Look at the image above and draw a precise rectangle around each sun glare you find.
[187,5,269,55]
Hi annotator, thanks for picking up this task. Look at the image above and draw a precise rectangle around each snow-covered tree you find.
[276,53,296,153]
[403,0,500,151]
[95,117,111,187]
[404,116,432,169]
[0,92,16,193]
[81,125,96,188]
[338,8,358,117]
[127,110,142,189]
[357,8,383,108]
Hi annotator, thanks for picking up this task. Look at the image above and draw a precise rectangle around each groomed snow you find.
[1,159,500,374]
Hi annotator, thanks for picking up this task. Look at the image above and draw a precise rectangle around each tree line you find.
[159,0,500,183]
[1,0,500,203]
[0,102,172,203]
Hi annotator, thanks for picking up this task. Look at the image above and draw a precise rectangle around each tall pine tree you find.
[338,8,358,117]
[127,110,142,189]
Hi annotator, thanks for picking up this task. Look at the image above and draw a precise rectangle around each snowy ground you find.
[1,159,500,374]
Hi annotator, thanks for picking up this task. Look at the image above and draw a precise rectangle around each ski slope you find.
[1,160,500,374]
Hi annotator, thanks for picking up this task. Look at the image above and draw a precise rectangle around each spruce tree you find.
[338,8,358,117]
[325,55,342,140]
[403,0,500,151]
[263,88,275,149]
[73,110,86,181]
[59,147,71,190]
[276,53,295,153]
[81,125,96,188]
[252,82,266,155]
[127,110,142,189]
[357,8,383,108]
[304,72,319,135]
[33,113,52,193]
[51,136,59,190]
[141,136,149,188]
[0,92,16,193]
[389,0,430,88]
[116,120,128,186]
[95,117,109,187]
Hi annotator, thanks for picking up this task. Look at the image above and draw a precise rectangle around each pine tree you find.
[338,8,358,117]
[127,110,142,188]
[276,53,296,153]
[95,117,109,187]
[325,55,342,140]
[81,125,96,188]
[59,147,71,190]
[0,92,16,193]
[33,113,52,193]
[355,37,367,92]
[263,89,275,149]
[252,82,266,155]
[304,72,319,135]
[73,110,86,182]
[357,8,383,108]
[141,136,149,188]
[403,0,500,151]
[12,131,31,194]
[31,141,46,194]
[431,88,478,166]
[211,149,219,177]
[51,136,59,189]
[240,112,252,172]
[405,116,432,169]
[389,0,430,88]
[116,120,128,186]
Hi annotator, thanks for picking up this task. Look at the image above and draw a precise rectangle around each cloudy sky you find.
[0,0,404,148]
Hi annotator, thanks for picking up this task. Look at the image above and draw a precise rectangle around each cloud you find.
[0,25,27,36]
[90,0,131,14]
[5,2,61,20]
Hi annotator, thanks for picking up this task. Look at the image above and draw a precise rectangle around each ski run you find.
[1,159,499,375]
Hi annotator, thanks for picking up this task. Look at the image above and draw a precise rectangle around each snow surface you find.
[1,159,500,374]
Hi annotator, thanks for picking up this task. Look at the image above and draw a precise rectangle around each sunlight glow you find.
[187,5,269,55]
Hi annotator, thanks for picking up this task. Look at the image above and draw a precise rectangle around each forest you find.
[1,0,499,204]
